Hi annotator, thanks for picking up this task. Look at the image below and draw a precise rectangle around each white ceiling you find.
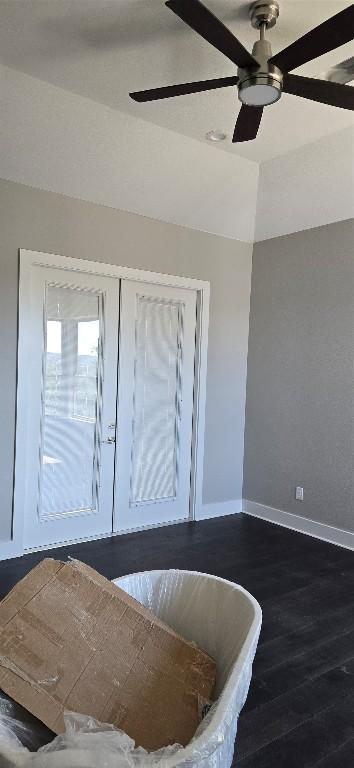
[0,62,260,241]
[0,0,353,162]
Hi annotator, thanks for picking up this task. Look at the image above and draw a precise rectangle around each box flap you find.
[0,559,216,751]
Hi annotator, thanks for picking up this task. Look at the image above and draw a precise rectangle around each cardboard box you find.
[0,559,216,751]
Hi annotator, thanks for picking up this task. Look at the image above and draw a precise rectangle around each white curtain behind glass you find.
[40,285,101,519]
[130,296,184,505]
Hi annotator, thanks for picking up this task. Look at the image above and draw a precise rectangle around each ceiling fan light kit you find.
[237,36,283,107]
[130,0,354,143]
[238,2,282,107]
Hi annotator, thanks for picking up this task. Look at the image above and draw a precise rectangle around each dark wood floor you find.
[0,513,353,766]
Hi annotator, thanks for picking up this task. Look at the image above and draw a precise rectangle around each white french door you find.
[114,280,197,531]
[22,267,120,548]
[17,260,199,549]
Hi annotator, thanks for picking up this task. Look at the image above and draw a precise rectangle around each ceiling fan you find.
[129,0,354,143]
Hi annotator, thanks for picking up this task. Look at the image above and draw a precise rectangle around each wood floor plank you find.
[312,737,354,767]
[236,662,354,759]
[254,603,354,676]
[0,513,353,765]
[244,628,354,712]
[234,695,354,767]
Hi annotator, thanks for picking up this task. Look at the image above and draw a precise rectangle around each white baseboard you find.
[196,499,242,521]
[243,500,354,551]
[4,499,350,560]
[0,503,242,561]
[0,540,22,562]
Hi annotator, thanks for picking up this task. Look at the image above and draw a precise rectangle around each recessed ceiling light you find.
[206,130,227,142]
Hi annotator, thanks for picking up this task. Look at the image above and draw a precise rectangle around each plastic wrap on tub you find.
[0,706,183,767]
[0,569,261,768]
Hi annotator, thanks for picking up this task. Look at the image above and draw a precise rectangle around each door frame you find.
[6,249,210,559]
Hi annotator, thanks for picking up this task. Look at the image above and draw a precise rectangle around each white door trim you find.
[6,249,210,560]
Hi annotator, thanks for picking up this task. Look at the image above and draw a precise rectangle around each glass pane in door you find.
[130,296,183,505]
[39,285,102,519]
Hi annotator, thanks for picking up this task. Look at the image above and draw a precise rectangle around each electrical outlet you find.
[295,486,304,501]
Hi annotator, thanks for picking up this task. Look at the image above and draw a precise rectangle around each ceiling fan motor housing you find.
[250,0,280,30]
[238,38,283,106]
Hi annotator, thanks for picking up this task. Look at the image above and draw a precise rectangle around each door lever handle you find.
[101,435,116,445]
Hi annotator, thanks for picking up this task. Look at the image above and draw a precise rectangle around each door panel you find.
[23,268,119,549]
[114,280,197,530]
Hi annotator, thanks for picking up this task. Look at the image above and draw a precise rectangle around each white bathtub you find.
[114,569,262,768]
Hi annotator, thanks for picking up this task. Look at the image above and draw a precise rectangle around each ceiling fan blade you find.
[270,4,354,73]
[283,73,354,111]
[165,0,257,69]
[322,56,354,86]
[130,75,238,102]
[233,105,263,143]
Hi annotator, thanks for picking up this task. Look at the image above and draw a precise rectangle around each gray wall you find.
[0,178,252,542]
[244,218,354,533]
